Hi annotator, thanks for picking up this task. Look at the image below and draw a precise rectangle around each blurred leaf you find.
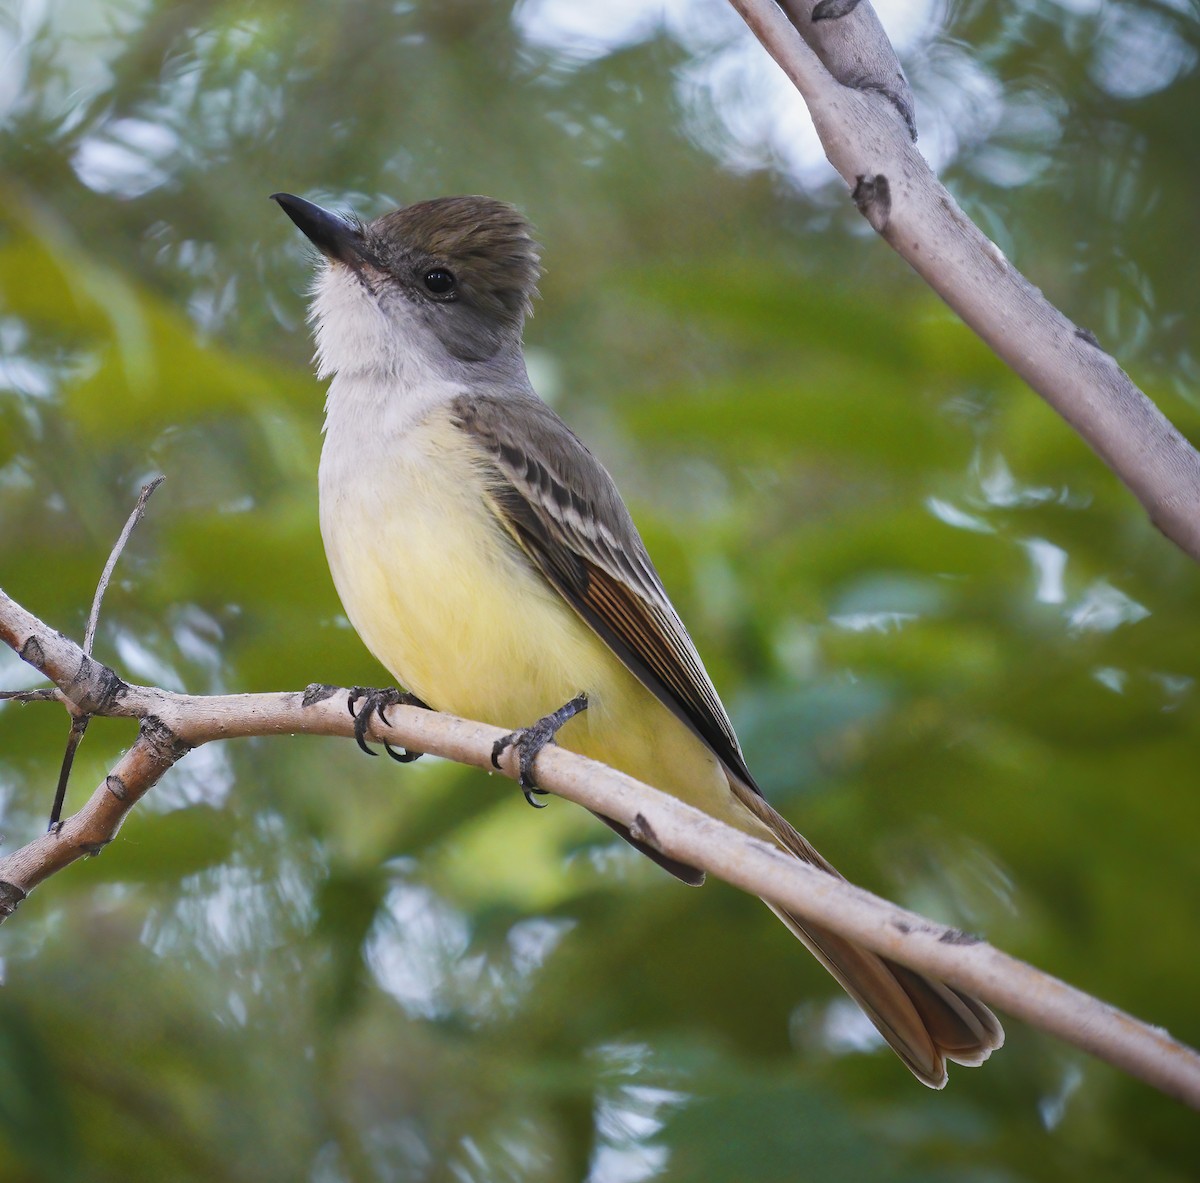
[0,1004,79,1178]
[95,805,235,883]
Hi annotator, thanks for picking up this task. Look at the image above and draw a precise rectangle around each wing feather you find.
[450,391,758,792]
[449,394,1007,1080]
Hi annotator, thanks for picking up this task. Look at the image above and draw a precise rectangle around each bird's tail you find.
[732,782,1004,1088]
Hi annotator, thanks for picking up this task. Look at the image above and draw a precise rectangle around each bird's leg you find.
[343,686,429,762]
[491,692,588,807]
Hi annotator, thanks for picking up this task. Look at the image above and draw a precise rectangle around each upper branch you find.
[728,0,1200,562]
[779,0,915,136]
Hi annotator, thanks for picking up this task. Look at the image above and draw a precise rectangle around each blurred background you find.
[2,0,1199,1178]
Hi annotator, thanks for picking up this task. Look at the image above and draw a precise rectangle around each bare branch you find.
[0,688,61,703]
[83,475,165,655]
[727,0,1200,562]
[1,586,1198,1107]
[47,476,164,829]
[48,713,90,834]
[2,720,190,896]
[779,0,915,137]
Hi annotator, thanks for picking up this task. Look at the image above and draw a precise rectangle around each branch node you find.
[138,715,193,762]
[105,773,128,801]
[70,653,128,714]
[782,0,917,139]
[939,927,983,946]
[1075,325,1102,349]
[80,839,112,858]
[19,635,45,669]
[852,174,892,233]
[628,811,659,848]
[812,0,862,20]
[0,880,27,919]
[854,81,918,141]
[301,682,340,707]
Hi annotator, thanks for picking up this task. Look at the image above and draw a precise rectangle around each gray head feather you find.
[369,197,540,320]
[357,196,541,363]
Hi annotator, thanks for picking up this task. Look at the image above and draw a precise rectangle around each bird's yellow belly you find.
[318,415,736,821]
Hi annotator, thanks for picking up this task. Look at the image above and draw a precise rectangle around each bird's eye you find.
[422,268,457,296]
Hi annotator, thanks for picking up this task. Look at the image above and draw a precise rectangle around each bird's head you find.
[273,192,541,376]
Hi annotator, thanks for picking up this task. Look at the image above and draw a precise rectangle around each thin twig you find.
[47,714,90,833]
[47,476,165,828]
[0,688,60,703]
[83,475,166,655]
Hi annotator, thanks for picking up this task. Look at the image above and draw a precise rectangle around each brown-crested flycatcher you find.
[274,191,1003,1087]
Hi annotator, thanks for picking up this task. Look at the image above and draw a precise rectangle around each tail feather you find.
[769,905,1002,1088]
[731,780,1004,1088]
[886,963,1004,1068]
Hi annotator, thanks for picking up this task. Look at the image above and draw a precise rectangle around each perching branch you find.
[728,0,1200,562]
[1,585,1199,1108]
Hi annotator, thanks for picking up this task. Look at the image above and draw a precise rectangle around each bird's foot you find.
[346,686,428,762]
[491,692,588,807]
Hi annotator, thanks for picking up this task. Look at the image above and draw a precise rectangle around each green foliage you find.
[1,0,1199,1178]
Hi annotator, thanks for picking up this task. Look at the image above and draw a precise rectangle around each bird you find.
[272,190,1003,1087]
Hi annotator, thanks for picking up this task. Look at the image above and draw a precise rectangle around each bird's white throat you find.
[311,262,469,445]
[311,262,450,385]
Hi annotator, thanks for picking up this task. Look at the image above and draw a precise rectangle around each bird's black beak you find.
[271,193,366,264]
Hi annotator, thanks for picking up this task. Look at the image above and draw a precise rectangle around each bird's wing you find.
[450,391,758,792]
[451,397,1007,1081]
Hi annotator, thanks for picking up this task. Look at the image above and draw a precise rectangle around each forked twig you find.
[47,476,165,829]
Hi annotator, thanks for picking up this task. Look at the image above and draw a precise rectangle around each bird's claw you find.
[489,730,550,806]
[347,686,427,762]
[490,692,588,808]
